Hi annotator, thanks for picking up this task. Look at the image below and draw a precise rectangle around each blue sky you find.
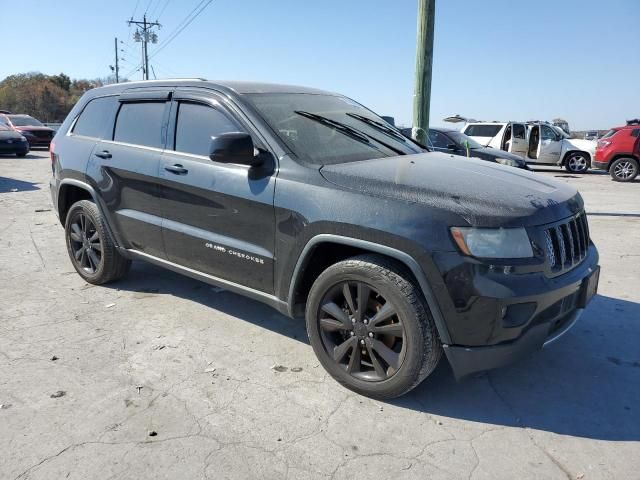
[2,0,638,130]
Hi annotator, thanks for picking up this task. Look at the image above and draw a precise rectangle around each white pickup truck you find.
[460,121,596,173]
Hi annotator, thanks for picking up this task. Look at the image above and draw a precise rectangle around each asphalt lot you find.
[1,150,639,480]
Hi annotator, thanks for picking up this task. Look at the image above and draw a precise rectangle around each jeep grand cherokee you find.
[50,80,600,399]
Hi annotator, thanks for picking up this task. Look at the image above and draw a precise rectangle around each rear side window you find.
[513,124,526,139]
[464,124,502,137]
[72,96,116,138]
[174,102,242,156]
[114,102,166,148]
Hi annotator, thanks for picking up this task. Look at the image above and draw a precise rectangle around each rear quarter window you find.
[464,124,502,137]
[72,96,117,139]
[113,102,166,148]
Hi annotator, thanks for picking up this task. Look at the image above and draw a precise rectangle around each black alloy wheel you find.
[318,281,406,381]
[68,211,103,274]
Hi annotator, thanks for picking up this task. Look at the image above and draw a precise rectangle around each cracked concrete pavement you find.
[1,151,639,479]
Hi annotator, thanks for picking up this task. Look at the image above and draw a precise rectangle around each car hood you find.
[0,130,24,140]
[320,152,584,227]
[565,138,596,154]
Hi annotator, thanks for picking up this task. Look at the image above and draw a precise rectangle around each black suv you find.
[50,80,600,399]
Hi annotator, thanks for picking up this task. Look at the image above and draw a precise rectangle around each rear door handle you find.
[164,164,188,175]
[94,150,112,159]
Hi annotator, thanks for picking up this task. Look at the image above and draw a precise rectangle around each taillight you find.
[49,141,58,173]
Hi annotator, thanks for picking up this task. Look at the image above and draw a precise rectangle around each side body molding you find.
[287,234,452,345]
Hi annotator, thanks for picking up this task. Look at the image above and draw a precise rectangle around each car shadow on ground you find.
[395,294,640,442]
[108,261,309,344]
[105,262,639,441]
[0,176,41,193]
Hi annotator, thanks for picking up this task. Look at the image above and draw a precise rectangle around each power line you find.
[155,0,171,21]
[149,0,213,60]
[128,14,161,80]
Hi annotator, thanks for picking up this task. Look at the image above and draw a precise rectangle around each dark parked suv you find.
[50,80,600,398]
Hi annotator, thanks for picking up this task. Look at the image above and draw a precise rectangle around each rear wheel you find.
[564,152,590,173]
[305,255,441,399]
[610,157,639,182]
[65,200,131,284]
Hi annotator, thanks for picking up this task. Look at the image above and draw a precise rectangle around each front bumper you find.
[592,160,609,171]
[432,244,599,378]
[444,308,583,378]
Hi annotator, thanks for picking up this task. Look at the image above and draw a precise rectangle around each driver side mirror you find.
[209,132,262,167]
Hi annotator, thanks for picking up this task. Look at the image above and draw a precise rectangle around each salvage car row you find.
[0,111,55,155]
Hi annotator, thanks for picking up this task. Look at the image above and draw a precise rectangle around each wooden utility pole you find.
[412,0,436,144]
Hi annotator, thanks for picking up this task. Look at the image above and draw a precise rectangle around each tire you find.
[64,200,131,284]
[609,157,639,182]
[305,254,441,399]
[564,152,590,173]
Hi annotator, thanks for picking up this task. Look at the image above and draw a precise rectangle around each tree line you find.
[0,73,120,123]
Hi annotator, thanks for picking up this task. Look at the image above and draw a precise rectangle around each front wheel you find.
[564,152,590,173]
[305,255,441,399]
[610,157,639,182]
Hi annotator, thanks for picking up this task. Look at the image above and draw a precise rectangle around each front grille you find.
[31,130,52,139]
[543,213,589,274]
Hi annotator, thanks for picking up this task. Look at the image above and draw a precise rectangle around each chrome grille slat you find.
[543,213,590,276]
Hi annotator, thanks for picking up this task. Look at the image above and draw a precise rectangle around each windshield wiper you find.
[346,113,408,143]
[295,111,407,156]
[294,110,373,144]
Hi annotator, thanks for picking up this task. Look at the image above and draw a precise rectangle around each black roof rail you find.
[626,119,640,126]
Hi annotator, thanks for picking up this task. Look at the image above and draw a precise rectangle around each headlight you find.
[450,227,533,258]
[19,136,27,142]
[495,157,520,167]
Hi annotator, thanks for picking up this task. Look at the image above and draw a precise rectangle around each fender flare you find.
[287,234,452,345]
[58,178,122,249]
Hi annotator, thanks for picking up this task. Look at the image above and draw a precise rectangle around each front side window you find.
[541,125,558,141]
[72,96,116,138]
[513,124,526,139]
[631,129,640,138]
[113,101,166,148]
[174,102,242,156]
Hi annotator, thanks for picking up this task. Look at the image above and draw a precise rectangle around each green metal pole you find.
[412,0,435,144]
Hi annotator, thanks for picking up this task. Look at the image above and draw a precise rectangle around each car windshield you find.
[445,131,484,149]
[601,129,618,139]
[245,93,424,165]
[9,115,43,127]
[0,124,10,131]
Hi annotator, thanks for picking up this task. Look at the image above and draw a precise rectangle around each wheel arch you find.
[607,154,639,171]
[57,179,121,249]
[287,234,452,345]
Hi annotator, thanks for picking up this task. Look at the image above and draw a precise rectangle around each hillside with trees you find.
[0,73,118,122]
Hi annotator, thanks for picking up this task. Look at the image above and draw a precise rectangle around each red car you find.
[593,120,640,182]
[0,114,55,148]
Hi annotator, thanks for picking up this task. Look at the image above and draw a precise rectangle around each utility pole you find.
[114,37,119,83]
[128,14,160,80]
[109,37,120,83]
[412,0,436,144]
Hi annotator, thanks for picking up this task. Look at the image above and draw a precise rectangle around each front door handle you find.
[94,150,112,159]
[164,164,188,175]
